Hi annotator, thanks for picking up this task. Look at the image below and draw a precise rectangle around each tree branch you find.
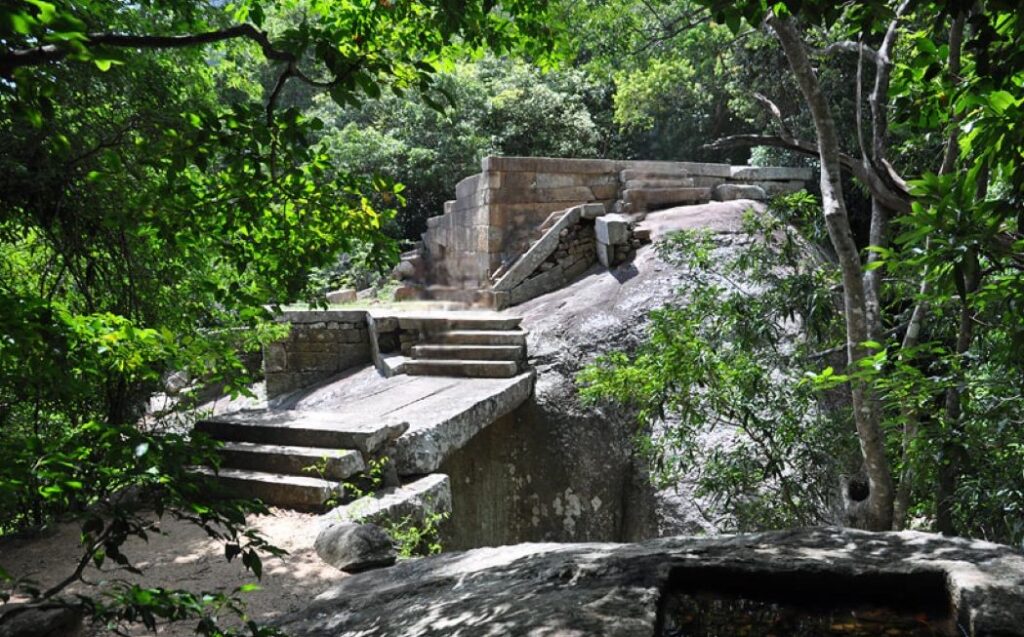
[811,40,882,65]
[705,116,911,213]
[1,24,294,74]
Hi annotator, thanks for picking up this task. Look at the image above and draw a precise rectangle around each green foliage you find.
[580,195,856,530]
[1,0,555,631]
[311,56,606,239]
[386,511,447,559]
[313,455,447,558]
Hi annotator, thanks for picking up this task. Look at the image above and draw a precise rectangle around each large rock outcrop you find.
[275,527,1024,637]
[438,201,760,548]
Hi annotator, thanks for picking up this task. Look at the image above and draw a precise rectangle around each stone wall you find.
[264,310,372,398]
[418,156,811,297]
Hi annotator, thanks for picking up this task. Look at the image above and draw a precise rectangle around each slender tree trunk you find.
[769,15,895,531]
[892,270,929,529]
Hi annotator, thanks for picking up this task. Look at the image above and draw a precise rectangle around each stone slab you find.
[218,442,366,481]
[713,183,768,201]
[596,213,630,245]
[196,410,409,455]
[729,165,813,181]
[620,161,731,180]
[391,371,535,474]
[275,310,369,324]
[320,473,452,527]
[482,156,619,175]
[596,241,614,268]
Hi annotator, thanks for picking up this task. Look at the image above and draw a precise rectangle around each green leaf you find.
[988,90,1017,115]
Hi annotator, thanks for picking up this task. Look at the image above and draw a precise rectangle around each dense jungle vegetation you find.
[1,0,1022,633]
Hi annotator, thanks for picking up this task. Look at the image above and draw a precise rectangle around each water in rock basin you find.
[658,567,957,637]
[660,593,953,636]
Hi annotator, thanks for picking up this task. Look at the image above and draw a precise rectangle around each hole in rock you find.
[657,565,956,636]
[848,478,871,502]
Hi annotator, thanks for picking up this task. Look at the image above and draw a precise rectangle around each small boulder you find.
[315,522,397,573]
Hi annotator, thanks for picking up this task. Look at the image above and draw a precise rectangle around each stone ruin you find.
[394,156,812,308]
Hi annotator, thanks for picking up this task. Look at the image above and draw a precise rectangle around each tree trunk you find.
[769,15,894,531]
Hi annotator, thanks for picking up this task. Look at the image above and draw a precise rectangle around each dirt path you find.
[0,509,346,635]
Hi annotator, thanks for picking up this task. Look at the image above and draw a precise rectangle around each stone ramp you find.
[195,366,534,510]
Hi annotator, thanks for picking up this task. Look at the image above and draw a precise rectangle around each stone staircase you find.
[193,410,408,510]
[403,316,527,379]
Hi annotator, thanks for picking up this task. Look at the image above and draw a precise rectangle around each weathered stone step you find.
[196,411,408,455]
[402,359,519,378]
[394,315,522,331]
[195,466,338,511]
[218,442,366,480]
[433,330,528,346]
[410,344,523,361]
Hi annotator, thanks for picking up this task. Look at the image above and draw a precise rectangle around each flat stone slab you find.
[217,442,366,480]
[196,410,409,455]
[320,473,452,527]
[275,527,1024,637]
[730,165,813,181]
[212,366,536,476]
[194,466,338,510]
[713,183,767,201]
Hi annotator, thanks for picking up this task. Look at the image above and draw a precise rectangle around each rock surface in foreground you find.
[276,527,1024,637]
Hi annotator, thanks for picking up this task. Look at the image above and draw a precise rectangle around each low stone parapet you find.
[265,310,372,398]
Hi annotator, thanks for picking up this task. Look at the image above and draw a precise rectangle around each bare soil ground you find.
[0,509,346,635]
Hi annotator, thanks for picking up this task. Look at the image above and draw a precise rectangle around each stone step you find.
[394,315,522,332]
[410,344,524,361]
[218,442,366,480]
[433,330,528,346]
[195,466,338,511]
[196,411,408,455]
[402,359,520,378]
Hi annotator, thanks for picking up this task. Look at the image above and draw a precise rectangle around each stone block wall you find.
[264,310,372,398]
[419,156,811,294]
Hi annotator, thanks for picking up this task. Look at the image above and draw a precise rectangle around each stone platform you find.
[198,364,534,510]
